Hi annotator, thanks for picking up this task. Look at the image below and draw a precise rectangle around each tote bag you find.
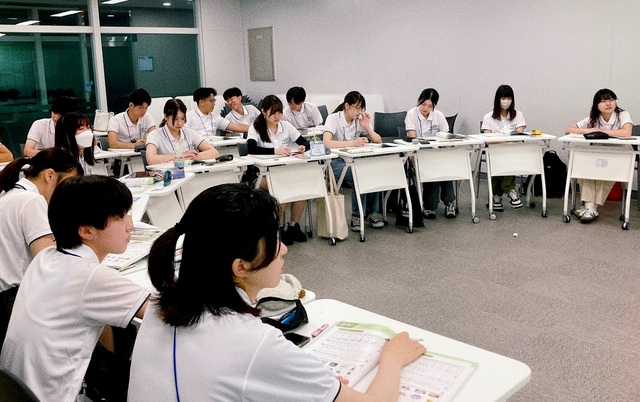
[317,169,348,240]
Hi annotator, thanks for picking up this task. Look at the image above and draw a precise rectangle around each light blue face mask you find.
[75,129,94,148]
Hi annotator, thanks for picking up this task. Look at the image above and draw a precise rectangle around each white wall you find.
[199,0,246,94]
[232,0,640,139]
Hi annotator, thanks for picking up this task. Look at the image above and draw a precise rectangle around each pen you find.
[312,323,329,338]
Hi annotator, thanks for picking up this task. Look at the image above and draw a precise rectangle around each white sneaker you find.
[572,207,587,218]
[445,202,456,218]
[367,213,384,228]
[508,189,523,208]
[492,195,504,211]
[580,210,599,223]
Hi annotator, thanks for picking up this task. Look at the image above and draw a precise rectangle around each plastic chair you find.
[445,113,458,133]
[317,105,328,125]
[237,143,248,156]
[373,111,407,143]
[0,367,40,402]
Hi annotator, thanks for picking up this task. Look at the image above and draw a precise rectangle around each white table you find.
[121,173,194,230]
[242,152,339,245]
[204,135,246,158]
[557,134,638,229]
[297,299,531,402]
[332,143,416,242]
[147,159,253,208]
[469,133,555,220]
[395,137,484,224]
[107,148,145,177]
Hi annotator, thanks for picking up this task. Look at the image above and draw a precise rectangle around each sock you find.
[585,202,595,211]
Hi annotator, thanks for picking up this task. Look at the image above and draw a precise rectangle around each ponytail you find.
[333,91,366,114]
[0,147,82,192]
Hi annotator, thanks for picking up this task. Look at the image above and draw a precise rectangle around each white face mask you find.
[500,99,512,110]
[75,129,94,148]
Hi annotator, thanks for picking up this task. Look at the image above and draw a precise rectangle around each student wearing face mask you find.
[55,112,96,175]
[564,88,633,223]
[146,98,219,165]
[404,88,455,219]
[323,91,385,231]
[481,85,526,211]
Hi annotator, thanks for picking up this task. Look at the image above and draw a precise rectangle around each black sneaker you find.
[280,227,293,246]
[288,223,307,242]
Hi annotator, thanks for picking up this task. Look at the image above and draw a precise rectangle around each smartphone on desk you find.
[284,332,311,347]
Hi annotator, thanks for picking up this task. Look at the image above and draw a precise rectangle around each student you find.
[405,88,455,219]
[23,96,76,157]
[282,86,323,129]
[0,175,150,402]
[54,112,96,175]
[146,98,219,165]
[222,87,261,131]
[0,148,82,352]
[323,91,384,230]
[481,84,526,210]
[564,88,633,223]
[0,142,12,162]
[128,183,424,401]
[107,88,156,149]
[184,87,249,136]
[247,95,310,245]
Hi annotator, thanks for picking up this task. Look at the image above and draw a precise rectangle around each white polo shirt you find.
[146,126,206,155]
[324,111,367,141]
[282,102,323,129]
[26,118,56,150]
[0,178,51,292]
[481,110,526,133]
[185,108,232,137]
[129,299,340,401]
[247,121,301,151]
[576,110,633,130]
[225,105,261,126]
[107,110,156,143]
[404,108,449,137]
[0,244,149,402]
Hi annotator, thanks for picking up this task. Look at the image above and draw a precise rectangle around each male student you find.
[282,86,323,129]
[107,88,156,149]
[222,87,260,130]
[0,175,149,402]
[23,96,76,157]
[185,87,249,136]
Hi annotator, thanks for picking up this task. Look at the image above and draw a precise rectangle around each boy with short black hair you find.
[282,86,323,129]
[108,88,156,149]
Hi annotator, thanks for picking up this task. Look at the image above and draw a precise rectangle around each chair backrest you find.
[93,110,113,132]
[140,149,149,169]
[374,111,407,142]
[0,367,41,402]
[317,105,328,125]
[148,97,172,126]
[632,124,640,137]
[445,113,458,133]
[237,142,248,156]
[98,136,110,151]
[174,95,195,112]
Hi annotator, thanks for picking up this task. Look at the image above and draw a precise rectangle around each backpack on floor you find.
[526,150,567,198]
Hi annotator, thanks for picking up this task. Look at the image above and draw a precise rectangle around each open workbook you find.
[303,321,477,402]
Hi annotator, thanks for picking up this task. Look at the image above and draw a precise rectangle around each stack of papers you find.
[104,242,152,271]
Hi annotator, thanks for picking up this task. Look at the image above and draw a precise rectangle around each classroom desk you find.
[147,159,253,208]
[204,135,246,157]
[557,134,638,229]
[107,148,145,177]
[242,152,338,245]
[297,299,531,402]
[395,137,484,224]
[93,149,121,176]
[332,143,416,242]
[122,173,194,230]
[469,133,554,220]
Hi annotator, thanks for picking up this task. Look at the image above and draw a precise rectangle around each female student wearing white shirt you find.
[146,98,219,165]
[323,91,384,230]
[405,88,455,219]
[247,95,310,245]
[0,148,82,352]
[1,175,149,402]
[481,84,526,211]
[564,88,633,223]
[54,112,97,175]
[128,183,424,401]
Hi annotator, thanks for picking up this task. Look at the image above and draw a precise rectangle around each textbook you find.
[103,241,151,271]
[303,321,477,402]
